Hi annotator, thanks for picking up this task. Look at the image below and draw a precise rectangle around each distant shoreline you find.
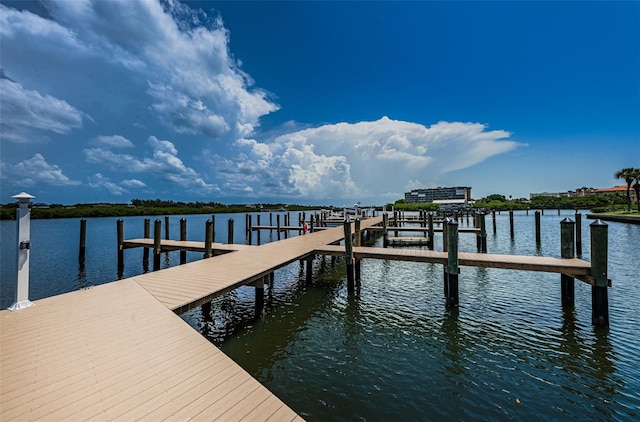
[586,213,640,225]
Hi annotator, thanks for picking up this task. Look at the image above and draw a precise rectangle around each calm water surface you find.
[1,210,638,420]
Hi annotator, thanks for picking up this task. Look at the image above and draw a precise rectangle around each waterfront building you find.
[404,187,472,204]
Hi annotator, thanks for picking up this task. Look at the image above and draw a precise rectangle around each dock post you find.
[153,219,161,271]
[180,218,187,264]
[382,213,388,248]
[9,192,35,311]
[257,214,261,244]
[164,216,170,240]
[247,214,252,245]
[428,213,434,250]
[590,220,609,327]
[306,255,314,285]
[343,220,355,294]
[445,219,459,307]
[254,276,265,319]
[276,215,281,240]
[509,210,515,239]
[227,219,234,244]
[575,211,582,258]
[269,212,273,229]
[560,218,575,308]
[204,220,213,258]
[393,210,398,236]
[535,211,541,246]
[143,218,150,270]
[479,212,487,253]
[354,218,362,282]
[78,219,87,263]
[442,218,449,297]
[492,210,496,235]
[117,219,124,277]
[475,213,481,251]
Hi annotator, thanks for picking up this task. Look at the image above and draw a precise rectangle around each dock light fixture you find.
[9,192,35,311]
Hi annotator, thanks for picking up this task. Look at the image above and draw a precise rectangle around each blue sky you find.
[1,0,638,205]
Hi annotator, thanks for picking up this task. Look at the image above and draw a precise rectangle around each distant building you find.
[529,191,576,199]
[404,187,472,204]
[593,185,637,201]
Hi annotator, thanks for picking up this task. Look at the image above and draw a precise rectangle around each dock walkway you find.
[0,216,383,421]
[314,245,592,280]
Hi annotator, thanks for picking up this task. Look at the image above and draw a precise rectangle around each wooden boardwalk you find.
[122,238,252,253]
[0,280,302,421]
[1,213,599,421]
[314,245,593,280]
[0,215,384,421]
[134,216,384,314]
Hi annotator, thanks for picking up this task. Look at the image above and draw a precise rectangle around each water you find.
[1,210,639,420]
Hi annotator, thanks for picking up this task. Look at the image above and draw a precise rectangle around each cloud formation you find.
[210,117,520,200]
[43,0,278,140]
[0,78,84,143]
[3,154,81,187]
[83,136,218,193]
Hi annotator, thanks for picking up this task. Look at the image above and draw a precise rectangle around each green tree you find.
[615,167,636,212]
[484,194,507,202]
[631,168,640,213]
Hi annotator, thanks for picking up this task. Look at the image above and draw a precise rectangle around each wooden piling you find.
[509,210,515,239]
[153,219,161,271]
[180,218,187,265]
[164,216,170,240]
[560,218,575,308]
[143,218,150,270]
[575,211,582,258]
[227,218,234,244]
[254,276,265,319]
[535,211,541,246]
[442,217,449,297]
[79,219,86,263]
[256,214,261,244]
[343,220,355,293]
[479,213,487,253]
[204,220,213,258]
[247,214,252,245]
[492,210,497,235]
[306,255,314,285]
[382,213,389,248]
[590,220,609,327]
[428,213,434,250]
[276,215,281,240]
[445,219,459,307]
[117,219,124,276]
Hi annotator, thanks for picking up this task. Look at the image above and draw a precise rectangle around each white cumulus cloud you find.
[88,173,127,196]
[83,136,218,193]
[4,154,81,187]
[207,117,521,201]
[44,0,278,140]
[89,135,135,148]
[0,78,84,143]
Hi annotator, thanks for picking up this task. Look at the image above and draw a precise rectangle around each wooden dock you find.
[1,213,610,420]
[0,279,303,421]
[314,245,594,281]
[122,238,252,253]
[0,216,384,421]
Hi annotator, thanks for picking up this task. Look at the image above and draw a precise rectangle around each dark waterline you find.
[1,211,639,420]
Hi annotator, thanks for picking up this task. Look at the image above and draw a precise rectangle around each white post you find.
[9,192,35,311]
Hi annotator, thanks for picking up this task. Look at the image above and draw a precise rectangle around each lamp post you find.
[9,192,35,311]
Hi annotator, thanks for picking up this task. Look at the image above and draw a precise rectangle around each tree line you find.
[0,200,324,220]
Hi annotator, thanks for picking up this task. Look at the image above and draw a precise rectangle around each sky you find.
[1,0,638,206]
